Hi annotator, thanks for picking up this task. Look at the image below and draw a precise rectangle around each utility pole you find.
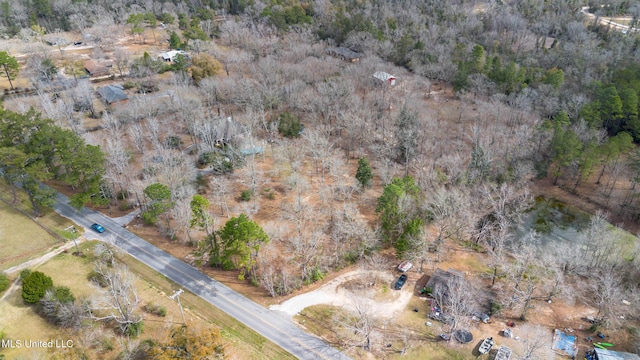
[65,226,81,254]
[170,289,185,324]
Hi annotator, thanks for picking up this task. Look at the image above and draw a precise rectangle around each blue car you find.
[91,223,105,233]
[394,274,408,290]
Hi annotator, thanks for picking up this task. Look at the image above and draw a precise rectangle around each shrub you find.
[124,320,144,337]
[20,269,32,280]
[305,266,325,284]
[122,81,137,90]
[198,151,234,174]
[144,302,167,317]
[88,270,109,287]
[262,188,275,200]
[22,271,53,304]
[119,201,134,211]
[241,190,252,201]
[164,135,183,149]
[100,337,115,351]
[0,273,10,292]
[277,112,303,138]
[490,300,502,315]
[54,286,75,303]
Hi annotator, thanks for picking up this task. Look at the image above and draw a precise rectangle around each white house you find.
[373,71,397,86]
[160,50,188,62]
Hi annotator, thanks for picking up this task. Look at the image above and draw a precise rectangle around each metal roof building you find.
[594,348,640,360]
[97,85,128,104]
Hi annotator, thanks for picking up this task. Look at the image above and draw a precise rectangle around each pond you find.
[517,196,637,253]
[517,196,591,246]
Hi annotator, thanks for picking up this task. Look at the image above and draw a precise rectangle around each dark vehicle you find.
[429,308,455,325]
[73,41,83,45]
[91,223,105,233]
[394,274,408,290]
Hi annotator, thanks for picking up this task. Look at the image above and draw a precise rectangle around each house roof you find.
[240,147,264,156]
[84,60,109,76]
[373,71,396,82]
[326,47,361,60]
[161,50,187,61]
[594,349,640,360]
[425,268,464,297]
[97,85,128,104]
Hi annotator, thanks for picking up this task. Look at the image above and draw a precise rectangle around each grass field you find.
[0,199,61,271]
[0,183,80,271]
[0,240,295,360]
[295,301,475,360]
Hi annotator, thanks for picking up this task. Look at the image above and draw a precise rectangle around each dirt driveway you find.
[270,269,413,318]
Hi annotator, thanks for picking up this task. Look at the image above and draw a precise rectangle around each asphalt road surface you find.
[52,192,350,360]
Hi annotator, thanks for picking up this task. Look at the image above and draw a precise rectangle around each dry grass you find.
[120,252,295,359]
[0,194,65,271]
[295,301,475,360]
[0,240,295,360]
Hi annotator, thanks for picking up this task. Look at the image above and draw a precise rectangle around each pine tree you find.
[355,157,374,189]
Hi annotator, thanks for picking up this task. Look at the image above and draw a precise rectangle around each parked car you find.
[394,274,408,290]
[429,309,454,325]
[91,223,105,233]
[397,260,413,272]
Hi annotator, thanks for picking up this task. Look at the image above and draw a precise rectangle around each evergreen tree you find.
[0,51,19,90]
[22,271,53,304]
[376,176,422,257]
[355,157,374,189]
[216,214,269,281]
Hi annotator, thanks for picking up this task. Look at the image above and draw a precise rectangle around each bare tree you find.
[330,203,378,267]
[422,186,473,263]
[288,231,324,283]
[515,323,554,360]
[89,261,142,335]
[582,270,625,327]
[112,47,131,79]
[432,274,477,337]
[334,296,379,351]
[303,128,335,182]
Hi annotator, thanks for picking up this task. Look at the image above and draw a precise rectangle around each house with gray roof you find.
[97,84,128,104]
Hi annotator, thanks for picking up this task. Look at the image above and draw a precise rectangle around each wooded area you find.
[2,0,640,358]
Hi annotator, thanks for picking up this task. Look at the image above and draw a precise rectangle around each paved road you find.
[52,192,350,360]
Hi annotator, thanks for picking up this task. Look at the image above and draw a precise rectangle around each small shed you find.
[84,60,110,77]
[552,329,578,358]
[593,348,640,360]
[240,147,264,156]
[97,85,128,104]
[373,71,397,86]
[325,47,361,62]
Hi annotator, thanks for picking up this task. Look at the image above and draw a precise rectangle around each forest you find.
[1,0,640,358]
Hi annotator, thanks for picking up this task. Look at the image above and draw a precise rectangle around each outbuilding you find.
[325,47,361,62]
[590,348,640,360]
[373,71,397,86]
[84,60,110,77]
[160,50,188,62]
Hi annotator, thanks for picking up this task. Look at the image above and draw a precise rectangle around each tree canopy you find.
[22,271,53,304]
[0,51,19,90]
[376,176,422,258]
[216,214,269,281]
[0,108,106,214]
